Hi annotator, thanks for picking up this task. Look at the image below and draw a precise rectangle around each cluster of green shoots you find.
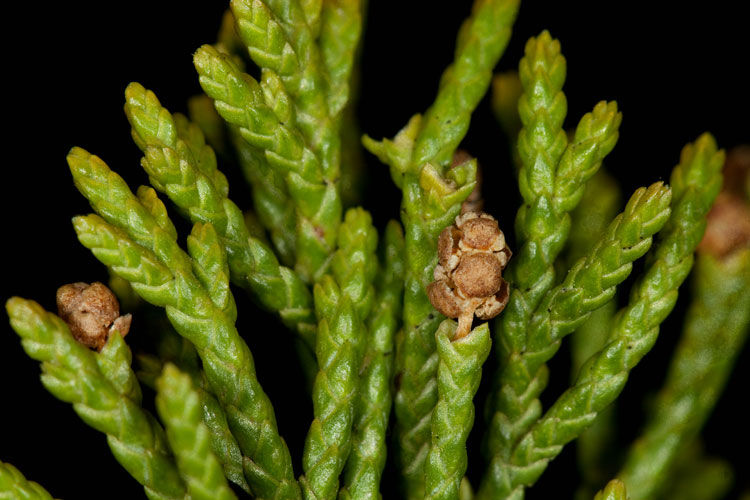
[3,1,749,500]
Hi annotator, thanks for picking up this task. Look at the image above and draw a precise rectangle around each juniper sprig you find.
[156,364,238,500]
[423,321,491,500]
[485,29,622,477]
[194,44,342,284]
[123,82,316,349]
[363,1,520,496]
[68,149,299,499]
[479,135,724,500]
[566,170,622,498]
[3,3,747,500]
[135,328,250,493]
[6,299,185,500]
[618,248,750,499]
[478,181,672,499]
[339,220,405,500]
[300,278,359,500]
[0,461,55,500]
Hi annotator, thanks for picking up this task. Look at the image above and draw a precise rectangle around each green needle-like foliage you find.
[478,181,673,499]
[0,462,55,500]
[231,125,299,266]
[5,4,745,499]
[362,2,520,496]
[332,207,378,324]
[301,278,359,500]
[231,0,339,172]
[593,480,627,500]
[567,171,622,497]
[424,321,491,500]
[481,135,724,500]
[68,149,300,499]
[567,170,622,376]
[319,0,363,118]
[124,82,316,349]
[6,299,186,500]
[340,220,405,500]
[412,0,520,167]
[619,248,750,499]
[300,208,376,498]
[156,364,238,500]
[195,44,342,282]
[486,31,622,475]
[136,327,250,494]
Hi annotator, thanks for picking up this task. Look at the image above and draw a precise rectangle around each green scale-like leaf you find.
[339,220,405,500]
[124,83,316,349]
[0,462,56,500]
[361,2,521,497]
[195,45,341,283]
[156,364,237,500]
[566,170,622,500]
[229,0,355,281]
[301,208,378,499]
[480,134,724,500]
[231,0,338,170]
[6,300,186,500]
[300,278,360,500]
[484,31,622,489]
[136,325,250,494]
[618,247,750,500]
[424,321,491,500]
[478,182,672,500]
[68,150,300,500]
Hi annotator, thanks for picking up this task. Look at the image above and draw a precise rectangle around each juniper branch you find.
[68,150,300,499]
[230,0,339,176]
[486,30,621,472]
[339,220,405,500]
[618,249,750,499]
[6,299,185,500]
[390,153,476,500]
[300,278,359,500]
[424,321,491,500]
[567,170,622,496]
[124,83,316,348]
[413,0,520,167]
[478,182,672,499]
[319,0,363,117]
[231,124,298,265]
[136,327,250,494]
[195,44,341,282]
[363,3,520,497]
[332,207,378,324]
[481,134,724,500]
[0,462,55,500]
[156,364,238,500]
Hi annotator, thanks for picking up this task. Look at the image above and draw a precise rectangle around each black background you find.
[2,1,748,498]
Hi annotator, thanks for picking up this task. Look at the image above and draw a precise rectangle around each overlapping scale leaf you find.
[156,364,237,500]
[6,299,185,500]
